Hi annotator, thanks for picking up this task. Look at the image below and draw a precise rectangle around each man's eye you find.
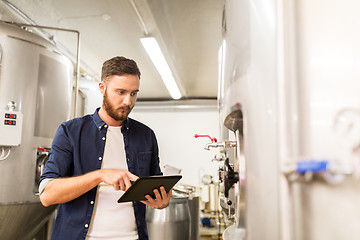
[131,92,138,96]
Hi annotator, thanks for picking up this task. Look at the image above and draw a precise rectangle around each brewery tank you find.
[0,21,73,239]
[146,192,192,240]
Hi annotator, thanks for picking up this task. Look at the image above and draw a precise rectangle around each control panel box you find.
[0,110,23,146]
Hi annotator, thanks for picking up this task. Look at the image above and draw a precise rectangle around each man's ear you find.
[99,81,106,95]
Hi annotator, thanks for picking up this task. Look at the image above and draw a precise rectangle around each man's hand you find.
[99,169,139,191]
[141,186,172,209]
[40,169,139,207]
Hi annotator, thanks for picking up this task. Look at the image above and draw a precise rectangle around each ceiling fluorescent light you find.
[140,37,182,99]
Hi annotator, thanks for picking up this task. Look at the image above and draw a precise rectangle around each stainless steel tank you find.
[219,1,360,240]
[173,185,200,240]
[146,192,191,240]
[188,195,200,240]
[0,21,73,239]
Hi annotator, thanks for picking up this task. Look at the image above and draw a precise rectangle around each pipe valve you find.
[194,134,217,142]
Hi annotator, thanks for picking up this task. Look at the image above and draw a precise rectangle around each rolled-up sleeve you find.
[38,178,54,194]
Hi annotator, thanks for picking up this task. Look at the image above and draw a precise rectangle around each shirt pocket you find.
[137,151,152,176]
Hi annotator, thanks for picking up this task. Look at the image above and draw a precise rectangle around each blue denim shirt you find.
[40,108,162,240]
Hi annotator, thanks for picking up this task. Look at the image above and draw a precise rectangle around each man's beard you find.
[102,91,134,121]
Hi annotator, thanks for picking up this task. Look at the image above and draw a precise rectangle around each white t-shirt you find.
[86,126,138,240]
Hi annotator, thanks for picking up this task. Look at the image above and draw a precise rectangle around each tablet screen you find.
[117,175,182,203]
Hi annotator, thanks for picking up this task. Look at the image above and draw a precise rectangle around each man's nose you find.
[123,94,132,106]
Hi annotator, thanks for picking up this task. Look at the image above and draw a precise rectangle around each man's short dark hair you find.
[101,56,141,82]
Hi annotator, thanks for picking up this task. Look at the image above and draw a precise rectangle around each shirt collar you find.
[93,107,131,130]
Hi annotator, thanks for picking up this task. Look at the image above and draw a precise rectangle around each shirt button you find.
[98,157,102,161]
[85,224,89,228]
[90,201,94,205]
[102,137,105,140]
[105,125,108,128]
[98,126,101,129]
[127,158,130,162]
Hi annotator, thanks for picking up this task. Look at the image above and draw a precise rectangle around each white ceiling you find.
[0,0,223,100]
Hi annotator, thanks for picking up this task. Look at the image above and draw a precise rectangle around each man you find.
[39,56,171,240]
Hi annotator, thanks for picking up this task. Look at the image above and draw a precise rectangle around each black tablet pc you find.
[117,175,182,203]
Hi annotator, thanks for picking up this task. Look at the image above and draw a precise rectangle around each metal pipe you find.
[0,0,53,42]
[235,129,242,228]
[1,1,37,24]
[129,0,149,36]
[14,23,80,118]
[204,141,237,150]
[0,0,81,117]
[276,0,297,239]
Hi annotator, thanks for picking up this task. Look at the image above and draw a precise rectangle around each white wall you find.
[130,104,221,187]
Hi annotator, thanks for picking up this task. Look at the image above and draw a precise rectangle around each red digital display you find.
[4,120,16,125]
[5,113,17,119]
